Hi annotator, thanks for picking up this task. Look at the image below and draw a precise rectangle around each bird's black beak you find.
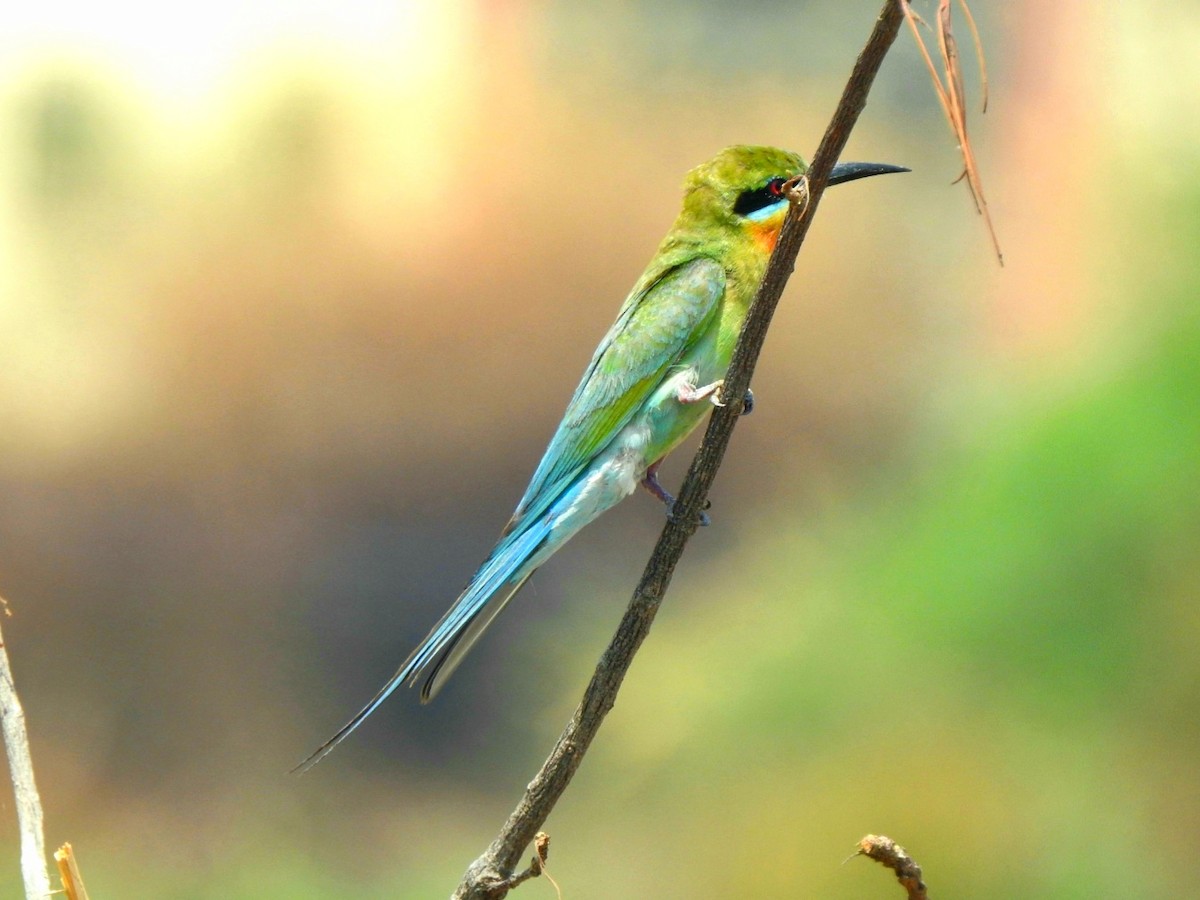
[828,161,910,186]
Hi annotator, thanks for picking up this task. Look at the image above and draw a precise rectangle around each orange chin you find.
[744,205,788,254]
[748,219,783,254]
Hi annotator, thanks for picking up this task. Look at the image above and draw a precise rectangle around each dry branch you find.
[451,2,909,896]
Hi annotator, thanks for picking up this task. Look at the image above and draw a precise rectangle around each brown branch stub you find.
[783,173,812,216]
[856,834,928,900]
[494,832,557,897]
[54,843,91,900]
[451,2,909,898]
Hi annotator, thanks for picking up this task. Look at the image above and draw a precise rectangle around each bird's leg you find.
[639,459,674,505]
[640,459,710,526]
[677,379,755,415]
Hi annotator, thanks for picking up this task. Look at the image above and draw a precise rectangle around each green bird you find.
[301,145,906,768]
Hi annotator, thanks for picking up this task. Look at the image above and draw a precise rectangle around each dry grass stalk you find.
[902,0,1003,264]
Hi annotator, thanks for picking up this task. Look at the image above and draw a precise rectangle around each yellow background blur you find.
[2,1,1198,896]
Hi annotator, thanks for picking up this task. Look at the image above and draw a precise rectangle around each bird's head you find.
[681,145,908,254]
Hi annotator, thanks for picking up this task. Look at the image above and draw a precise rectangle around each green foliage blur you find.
[1,1,1197,897]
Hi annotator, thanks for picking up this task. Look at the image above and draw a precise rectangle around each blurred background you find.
[1,0,1198,896]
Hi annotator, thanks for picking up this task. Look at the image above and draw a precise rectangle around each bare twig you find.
[0,606,52,899]
[855,834,928,899]
[451,3,908,897]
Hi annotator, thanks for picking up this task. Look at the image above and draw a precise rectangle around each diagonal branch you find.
[453,3,907,896]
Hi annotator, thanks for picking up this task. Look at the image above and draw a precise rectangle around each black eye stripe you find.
[733,177,787,217]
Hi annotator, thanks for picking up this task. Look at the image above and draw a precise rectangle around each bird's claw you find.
[707,384,754,414]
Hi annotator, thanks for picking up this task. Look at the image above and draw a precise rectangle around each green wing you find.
[507,255,725,532]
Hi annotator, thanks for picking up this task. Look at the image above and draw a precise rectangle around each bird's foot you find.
[677,379,725,406]
[677,380,754,415]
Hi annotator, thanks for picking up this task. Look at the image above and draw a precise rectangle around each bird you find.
[299,145,907,770]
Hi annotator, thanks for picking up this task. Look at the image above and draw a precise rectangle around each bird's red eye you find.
[768,178,783,196]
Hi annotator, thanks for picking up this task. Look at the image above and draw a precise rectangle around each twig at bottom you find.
[855,834,928,900]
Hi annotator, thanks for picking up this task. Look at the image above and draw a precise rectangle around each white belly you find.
[538,419,652,555]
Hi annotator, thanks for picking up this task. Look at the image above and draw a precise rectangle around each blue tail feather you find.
[293,514,554,772]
